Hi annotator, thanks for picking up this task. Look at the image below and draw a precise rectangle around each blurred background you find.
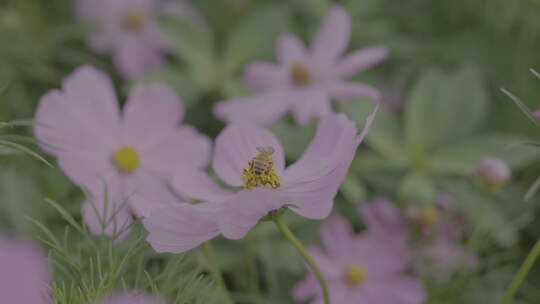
[1,0,540,303]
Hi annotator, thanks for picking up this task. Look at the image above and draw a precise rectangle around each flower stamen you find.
[345,264,366,286]
[241,146,280,189]
[113,145,140,173]
[290,63,312,87]
[123,9,144,30]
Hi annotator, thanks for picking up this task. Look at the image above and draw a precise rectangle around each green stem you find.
[273,215,330,304]
[203,241,234,304]
[499,237,540,304]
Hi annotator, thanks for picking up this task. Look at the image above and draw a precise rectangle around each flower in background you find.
[360,195,477,283]
[74,0,199,79]
[0,237,51,304]
[293,216,425,304]
[533,108,540,120]
[144,111,376,253]
[34,65,210,237]
[214,4,387,126]
[0,236,166,303]
[475,156,511,187]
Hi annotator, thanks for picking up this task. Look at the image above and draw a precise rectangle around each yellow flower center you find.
[290,63,312,87]
[241,146,280,190]
[113,145,140,173]
[418,206,439,228]
[345,264,366,286]
[123,9,144,30]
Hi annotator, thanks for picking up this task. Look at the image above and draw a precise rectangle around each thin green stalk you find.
[499,237,540,304]
[202,241,234,304]
[273,215,330,304]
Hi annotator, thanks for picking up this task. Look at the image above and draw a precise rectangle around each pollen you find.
[345,264,366,286]
[113,145,140,173]
[123,9,144,30]
[418,206,439,227]
[241,147,280,190]
[290,63,312,87]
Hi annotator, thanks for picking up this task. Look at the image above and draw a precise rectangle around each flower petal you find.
[144,203,221,253]
[214,91,292,126]
[243,61,288,91]
[34,65,119,155]
[290,88,332,126]
[0,238,50,304]
[213,124,285,187]
[364,275,426,304]
[140,126,212,173]
[113,35,165,79]
[277,33,307,64]
[282,111,376,219]
[334,46,388,78]
[328,82,381,101]
[319,216,355,257]
[217,188,285,239]
[122,83,184,149]
[173,171,234,202]
[311,5,351,61]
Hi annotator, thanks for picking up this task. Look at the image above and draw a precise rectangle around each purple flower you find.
[360,196,477,283]
[0,236,168,303]
[144,110,376,253]
[0,237,51,304]
[34,65,211,237]
[214,5,387,126]
[293,216,425,304]
[475,156,511,187]
[533,109,540,120]
[74,0,173,79]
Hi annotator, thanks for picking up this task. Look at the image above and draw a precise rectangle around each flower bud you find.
[475,156,511,187]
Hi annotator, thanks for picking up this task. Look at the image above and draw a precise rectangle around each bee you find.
[252,146,275,175]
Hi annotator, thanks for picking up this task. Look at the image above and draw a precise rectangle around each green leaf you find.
[405,66,488,152]
[398,171,436,203]
[427,133,540,174]
[500,88,539,127]
[0,140,53,167]
[340,174,368,203]
[222,4,291,75]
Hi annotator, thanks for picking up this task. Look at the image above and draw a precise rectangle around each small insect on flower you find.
[252,147,275,175]
[242,146,280,189]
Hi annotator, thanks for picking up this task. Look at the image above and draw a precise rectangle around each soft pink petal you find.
[334,46,388,78]
[113,35,165,79]
[173,171,234,202]
[212,124,285,187]
[319,216,355,257]
[0,237,50,304]
[56,149,117,188]
[217,188,286,239]
[243,61,288,91]
[140,126,212,173]
[214,91,292,126]
[122,83,184,150]
[290,88,332,126]
[364,275,426,304]
[34,65,119,155]
[144,203,220,253]
[277,34,307,64]
[328,82,381,101]
[360,197,407,237]
[95,291,167,304]
[311,5,351,61]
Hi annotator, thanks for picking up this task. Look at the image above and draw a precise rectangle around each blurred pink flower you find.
[34,65,210,237]
[144,111,376,253]
[475,156,511,187]
[360,195,477,283]
[0,237,51,304]
[533,109,540,120]
[74,0,198,79]
[214,4,387,126]
[293,216,425,304]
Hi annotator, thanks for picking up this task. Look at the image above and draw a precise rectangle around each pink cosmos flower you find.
[293,216,425,304]
[74,0,192,79]
[361,195,477,283]
[475,156,511,187]
[34,65,211,237]
[144,110,376,253]
[214,4,387,126]
[0,236,167,304]
[0,237,51,304]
